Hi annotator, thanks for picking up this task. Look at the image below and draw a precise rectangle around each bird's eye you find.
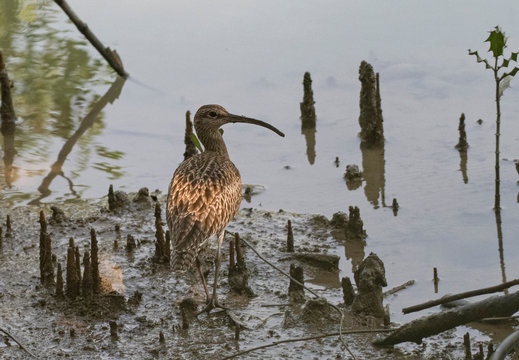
[209,111,217,118]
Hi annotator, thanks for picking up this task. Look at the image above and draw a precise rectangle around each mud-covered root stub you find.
[344,164,363,190]
[301,297,341,326]
[288,263,305,304]
[300,71,316,129]
[82,251,94,299]
[107,184,130,211]
[358,60,384,146]
[286,219,294,252]
[228,233,254,296]
[50,206,67,224]
[352,252,387,318]
[455,113,469,151]
[39,210,54,286]
[126,234,137,252]
[66,245,80,299]
[152,202,170,264]
[341,276,355,305]
[55,262,64,297]
[392,198,399,216]
[331,206,367,241]
[90,228,100,293]
[179,297,198,329]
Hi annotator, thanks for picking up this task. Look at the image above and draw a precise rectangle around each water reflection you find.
[0,50,17,187]
[495,208,507,287]
[0,0,115,203]
[360,142,386,208]
[455,113,469,184]
[344,239,365,274]
[332,229,365,274]
[1,120,15,187]
[458,149,468,184]
[29,76,125,205]
[301,128,316,165]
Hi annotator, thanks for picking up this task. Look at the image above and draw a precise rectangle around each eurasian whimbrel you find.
[166,104,284,312]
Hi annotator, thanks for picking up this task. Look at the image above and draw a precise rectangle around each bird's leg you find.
[211,230,226,309]
[197,231,227,314]
[195,256,210,303]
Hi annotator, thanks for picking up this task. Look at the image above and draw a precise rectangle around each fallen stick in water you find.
[383,280,415,297]
[375,290,519,346]
[53,0,128,78]
[402,278,519,314]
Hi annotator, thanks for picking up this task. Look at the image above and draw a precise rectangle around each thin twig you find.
[480,315,519,323]
[53,0,128,78]
[383,280,415,297]
[221,328,394,360]
[402,278,519,314]
[238,235,354,359]
[260,303,290,307]
[0,325,38,359]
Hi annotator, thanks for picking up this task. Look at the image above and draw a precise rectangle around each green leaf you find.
[511,52,518,62]
[219,128,224,135]
[469,49,492,69]
[485,26,507,58]
[501,58,510,68]
[508,67,519,77]
[190,133,204,152]
[500,67,519,81]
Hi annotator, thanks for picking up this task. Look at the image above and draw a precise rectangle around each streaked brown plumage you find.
[166,104,284,311]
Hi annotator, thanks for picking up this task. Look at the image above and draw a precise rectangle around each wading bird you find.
[166,104,284,312]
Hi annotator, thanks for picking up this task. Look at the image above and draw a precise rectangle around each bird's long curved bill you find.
[228,114,285,137]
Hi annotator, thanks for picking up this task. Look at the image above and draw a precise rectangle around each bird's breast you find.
[167,152,243,236]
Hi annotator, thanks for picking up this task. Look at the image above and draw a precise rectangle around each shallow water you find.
[1,0,519,349]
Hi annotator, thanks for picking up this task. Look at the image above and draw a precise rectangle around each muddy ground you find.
[0,190,496,359]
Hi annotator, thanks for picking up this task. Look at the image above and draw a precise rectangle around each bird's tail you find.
[171,219,209,271]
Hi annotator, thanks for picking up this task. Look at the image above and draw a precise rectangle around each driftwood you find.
[375,290,519,346]
[53,0,128,78]
[402,278,519,314]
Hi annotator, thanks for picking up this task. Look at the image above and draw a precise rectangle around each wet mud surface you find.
[0,192,493,359]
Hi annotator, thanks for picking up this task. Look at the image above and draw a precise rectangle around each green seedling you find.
[469,26,519,100]
[469,26,519,210]
[190,129,224,153]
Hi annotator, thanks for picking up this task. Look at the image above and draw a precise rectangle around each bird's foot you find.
[196,295,227,315]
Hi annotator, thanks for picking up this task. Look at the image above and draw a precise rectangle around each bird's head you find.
[194,104,285,137]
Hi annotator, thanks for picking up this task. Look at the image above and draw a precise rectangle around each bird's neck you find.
[197,129,229,157]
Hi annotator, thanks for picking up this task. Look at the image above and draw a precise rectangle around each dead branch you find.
[222,328,393,360]
[375,290,519,346]
[383,280,415,297]
[402,278,519,314]
[53,0,128,78]
[0,325,38,358]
